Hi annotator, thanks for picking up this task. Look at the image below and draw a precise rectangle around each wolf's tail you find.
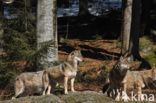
[102,78,110,93]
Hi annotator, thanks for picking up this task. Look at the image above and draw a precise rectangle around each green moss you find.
[143,52,156,68]
[61,39,72,44]
[139,37,154,52]
[92,34,103,40]
[109,40,121,48]
[65,96,75,103]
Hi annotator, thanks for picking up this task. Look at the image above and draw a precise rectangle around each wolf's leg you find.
[107,88,112,97]
[47,85,51,95]
[12,79,25,99]
[71,78,75,92]
[64,77,68,94]
[137,86,144,101]
[115,89,121,101]
[13,86,25,99]
[42,72,49,95]
[112,88,116,99]
[122,84,130,102]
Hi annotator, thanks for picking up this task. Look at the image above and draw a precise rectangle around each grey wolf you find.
[12,71,43,99]
[42,50,83,95]
[120,67,156,101]
[102,56,131,100]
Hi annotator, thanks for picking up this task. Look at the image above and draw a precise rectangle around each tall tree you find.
[121,0,132,55]
[121,0,142,60]
[128,0,142,60]
[37,0,58,69]
[78,0,90,16]
[26,0,31,7]
[0,0,4,56]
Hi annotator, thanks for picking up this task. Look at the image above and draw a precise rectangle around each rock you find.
[59,91,113,103]
[0,94,62,103]
[0,91,114,103]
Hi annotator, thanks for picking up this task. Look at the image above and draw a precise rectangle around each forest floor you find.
[58,37,156,98]
[1,36,156,101]
[1,12,156,101]
[58,39,120,91]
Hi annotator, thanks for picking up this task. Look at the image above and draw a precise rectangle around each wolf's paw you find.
[47,93,51,95]
[115,97,120,101]
[122,96,130,102]
[121,91,130,102]
[123,98,130,102]
[115,94,121,101]
[139,94,145,101]
[12,97,16,100]
[65,91,68,95]
[72,90,76,92]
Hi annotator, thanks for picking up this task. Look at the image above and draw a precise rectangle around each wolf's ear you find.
[78,50,81,54]
[69,51,75,57]
[71,52,75,56]
[120,56,124,61]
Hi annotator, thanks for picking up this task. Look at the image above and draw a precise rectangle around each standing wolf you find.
[42,50,83,95]
[102,56,131,100]
[120,67,156,101]
[12,71,44,99]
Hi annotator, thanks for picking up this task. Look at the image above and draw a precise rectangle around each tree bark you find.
[37,0,58,69]
[128,0,142,60]
[0,1,3,56]
[25,0,31,7]
[78,0,90,16]
[0,1,3,17]
[121,0,142,61]
[121,0,133,55]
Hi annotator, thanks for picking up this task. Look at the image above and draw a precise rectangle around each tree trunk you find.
[37,0,58,69]
[121,0,133,55]
[78,0,90,16]
[141,0,151,35]
[31,0,37,7]
[128,0,142,60]
[0,1,3,17]
[121,0,142,61]
[118,0,126,41]
[26,0,31,7]
[0,1,3,56]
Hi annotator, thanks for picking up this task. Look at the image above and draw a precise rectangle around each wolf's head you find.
[115,56,131,75]
[67,50,84,62]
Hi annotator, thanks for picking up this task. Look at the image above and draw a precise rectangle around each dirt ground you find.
[1,38,156,100]
[58,38,156,98]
